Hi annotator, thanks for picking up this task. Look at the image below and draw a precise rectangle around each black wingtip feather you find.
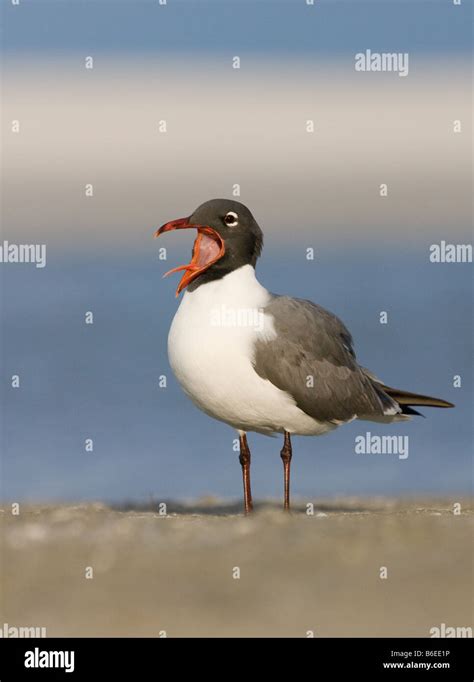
[400,405,425,418]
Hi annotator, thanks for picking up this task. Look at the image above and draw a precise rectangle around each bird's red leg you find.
[280,431,292,511]
[239,433,253,514]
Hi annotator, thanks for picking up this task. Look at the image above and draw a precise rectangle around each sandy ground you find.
[1,498,473,638]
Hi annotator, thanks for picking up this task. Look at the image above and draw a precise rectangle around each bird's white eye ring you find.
[224,211,238,227]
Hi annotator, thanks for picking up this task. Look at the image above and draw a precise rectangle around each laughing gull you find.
[155,199,454,513]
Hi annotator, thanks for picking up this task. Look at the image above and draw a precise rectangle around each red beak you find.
[154,217,225,296]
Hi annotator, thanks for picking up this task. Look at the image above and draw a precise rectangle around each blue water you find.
[1,244,472,502]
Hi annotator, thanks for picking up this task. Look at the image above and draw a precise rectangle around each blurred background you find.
[1,0,472,503]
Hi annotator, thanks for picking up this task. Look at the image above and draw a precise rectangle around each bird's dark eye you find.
[224,211,238,227]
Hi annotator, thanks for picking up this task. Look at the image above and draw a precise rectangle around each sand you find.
[1,498,472,638]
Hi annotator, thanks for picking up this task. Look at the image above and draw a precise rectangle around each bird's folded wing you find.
[253,296,398,422]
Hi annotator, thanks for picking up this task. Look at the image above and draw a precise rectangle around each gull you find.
[155,199,454,513]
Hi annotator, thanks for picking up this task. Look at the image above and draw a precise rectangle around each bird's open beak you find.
[154,217,225,296]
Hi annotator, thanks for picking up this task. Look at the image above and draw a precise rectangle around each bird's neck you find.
[182,264,270,310]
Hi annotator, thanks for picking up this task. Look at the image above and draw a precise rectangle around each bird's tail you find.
[380,384,454,416]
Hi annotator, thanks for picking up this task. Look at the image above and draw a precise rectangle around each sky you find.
[3,0,471,56]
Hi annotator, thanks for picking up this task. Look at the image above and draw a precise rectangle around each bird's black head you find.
[155,199,264,295]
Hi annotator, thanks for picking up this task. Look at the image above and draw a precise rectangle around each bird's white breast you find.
[168,266,335,436]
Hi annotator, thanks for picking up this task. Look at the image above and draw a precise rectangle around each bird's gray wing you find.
[253,296,398,422]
